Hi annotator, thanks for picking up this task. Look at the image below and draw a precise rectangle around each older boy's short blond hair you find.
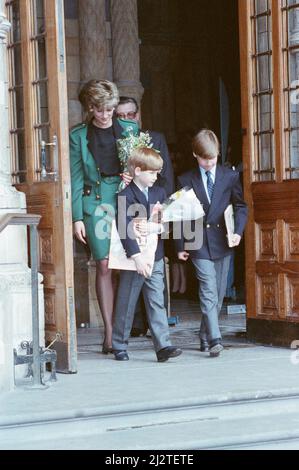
[79,79,119,121]
[127,147,163,175]
[192,129,220,160]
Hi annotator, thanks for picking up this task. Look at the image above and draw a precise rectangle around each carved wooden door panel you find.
[7,0,76,371]
[239,0,299,345]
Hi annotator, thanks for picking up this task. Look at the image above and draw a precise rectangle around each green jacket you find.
[69,118,138,222]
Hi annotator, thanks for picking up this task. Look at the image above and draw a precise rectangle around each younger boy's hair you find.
[127,147,163,175]
[192,129,220,160]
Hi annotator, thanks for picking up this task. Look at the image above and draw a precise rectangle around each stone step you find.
[2,395,299,449]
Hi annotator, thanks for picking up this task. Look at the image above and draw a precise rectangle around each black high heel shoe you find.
[102,341,113,354]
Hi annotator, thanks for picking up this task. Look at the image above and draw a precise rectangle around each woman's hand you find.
[151,201,163,223]
[134,220,163,235]
[73,221,87,244]
[120,172,133,186]
[134,219,147,237]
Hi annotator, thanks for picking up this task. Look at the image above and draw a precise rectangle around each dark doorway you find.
[137,0,245,303]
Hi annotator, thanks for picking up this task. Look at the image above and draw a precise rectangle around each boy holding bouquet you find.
[112,147,182,362]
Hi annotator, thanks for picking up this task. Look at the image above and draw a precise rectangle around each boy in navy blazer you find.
[112,147,182,362]
[176,129,248,357]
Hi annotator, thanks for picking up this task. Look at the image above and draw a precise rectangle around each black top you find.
[90,124,120,176]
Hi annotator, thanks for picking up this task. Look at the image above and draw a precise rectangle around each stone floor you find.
[4,299,299,449]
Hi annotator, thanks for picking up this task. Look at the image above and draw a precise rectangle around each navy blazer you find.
[147,130,175,196]
[117,182,167,261]
[175,165,248,260]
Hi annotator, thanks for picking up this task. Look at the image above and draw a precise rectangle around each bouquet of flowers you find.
[108,187,205,273]
[158,187,205,223]
[117,127,154,192]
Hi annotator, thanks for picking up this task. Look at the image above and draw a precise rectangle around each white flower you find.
[117,130,158,191]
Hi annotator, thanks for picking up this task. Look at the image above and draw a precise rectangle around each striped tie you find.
[206,170,214,201]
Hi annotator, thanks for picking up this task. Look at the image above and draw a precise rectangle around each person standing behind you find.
[112,147,182,362]
[176,129,248,357]
[116,97,175,196]
[167,144,187,298]
[69,79,136,354]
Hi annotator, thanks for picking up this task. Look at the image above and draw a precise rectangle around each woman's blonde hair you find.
[192,129,220,160]
[127,147,163,175]
[78,79,119,121]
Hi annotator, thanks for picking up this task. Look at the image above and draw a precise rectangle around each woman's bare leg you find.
[95,259,114,348]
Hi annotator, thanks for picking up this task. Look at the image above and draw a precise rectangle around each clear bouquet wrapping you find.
[159,187,205,223]
[108,187,205,272]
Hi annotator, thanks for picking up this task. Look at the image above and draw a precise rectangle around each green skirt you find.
[84,176,120,260]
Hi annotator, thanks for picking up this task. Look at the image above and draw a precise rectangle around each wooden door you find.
[239,0,299,346]
[7,0,77,371]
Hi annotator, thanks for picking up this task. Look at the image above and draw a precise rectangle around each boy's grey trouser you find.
[192,255,231,342]
[112,259,171,352]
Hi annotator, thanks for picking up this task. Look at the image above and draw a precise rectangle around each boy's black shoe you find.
[114,350,129,361]
[199,340,210,352]
[209,339,223,357]
[156,346,182,362]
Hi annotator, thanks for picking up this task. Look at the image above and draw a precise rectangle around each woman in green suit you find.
[70,79,134,353]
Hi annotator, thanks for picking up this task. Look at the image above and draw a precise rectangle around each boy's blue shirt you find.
[117,181,167,260]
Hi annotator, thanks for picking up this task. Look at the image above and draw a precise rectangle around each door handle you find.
[40,135,58,181]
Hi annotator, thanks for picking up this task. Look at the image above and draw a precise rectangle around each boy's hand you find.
[133,255,152,278]
[121,172,133,186]
[178,251,189,261]
[73,221,87,244]
[230,234,241,247]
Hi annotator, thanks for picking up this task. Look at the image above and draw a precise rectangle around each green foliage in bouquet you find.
[117,118,155,192]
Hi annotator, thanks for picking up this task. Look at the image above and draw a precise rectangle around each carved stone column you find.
[0,5,44,391]
[76,1,111,328]
[78,0,108,82]
[65,1,81,127]
[110,0,143,103]
[0,8,17,392]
